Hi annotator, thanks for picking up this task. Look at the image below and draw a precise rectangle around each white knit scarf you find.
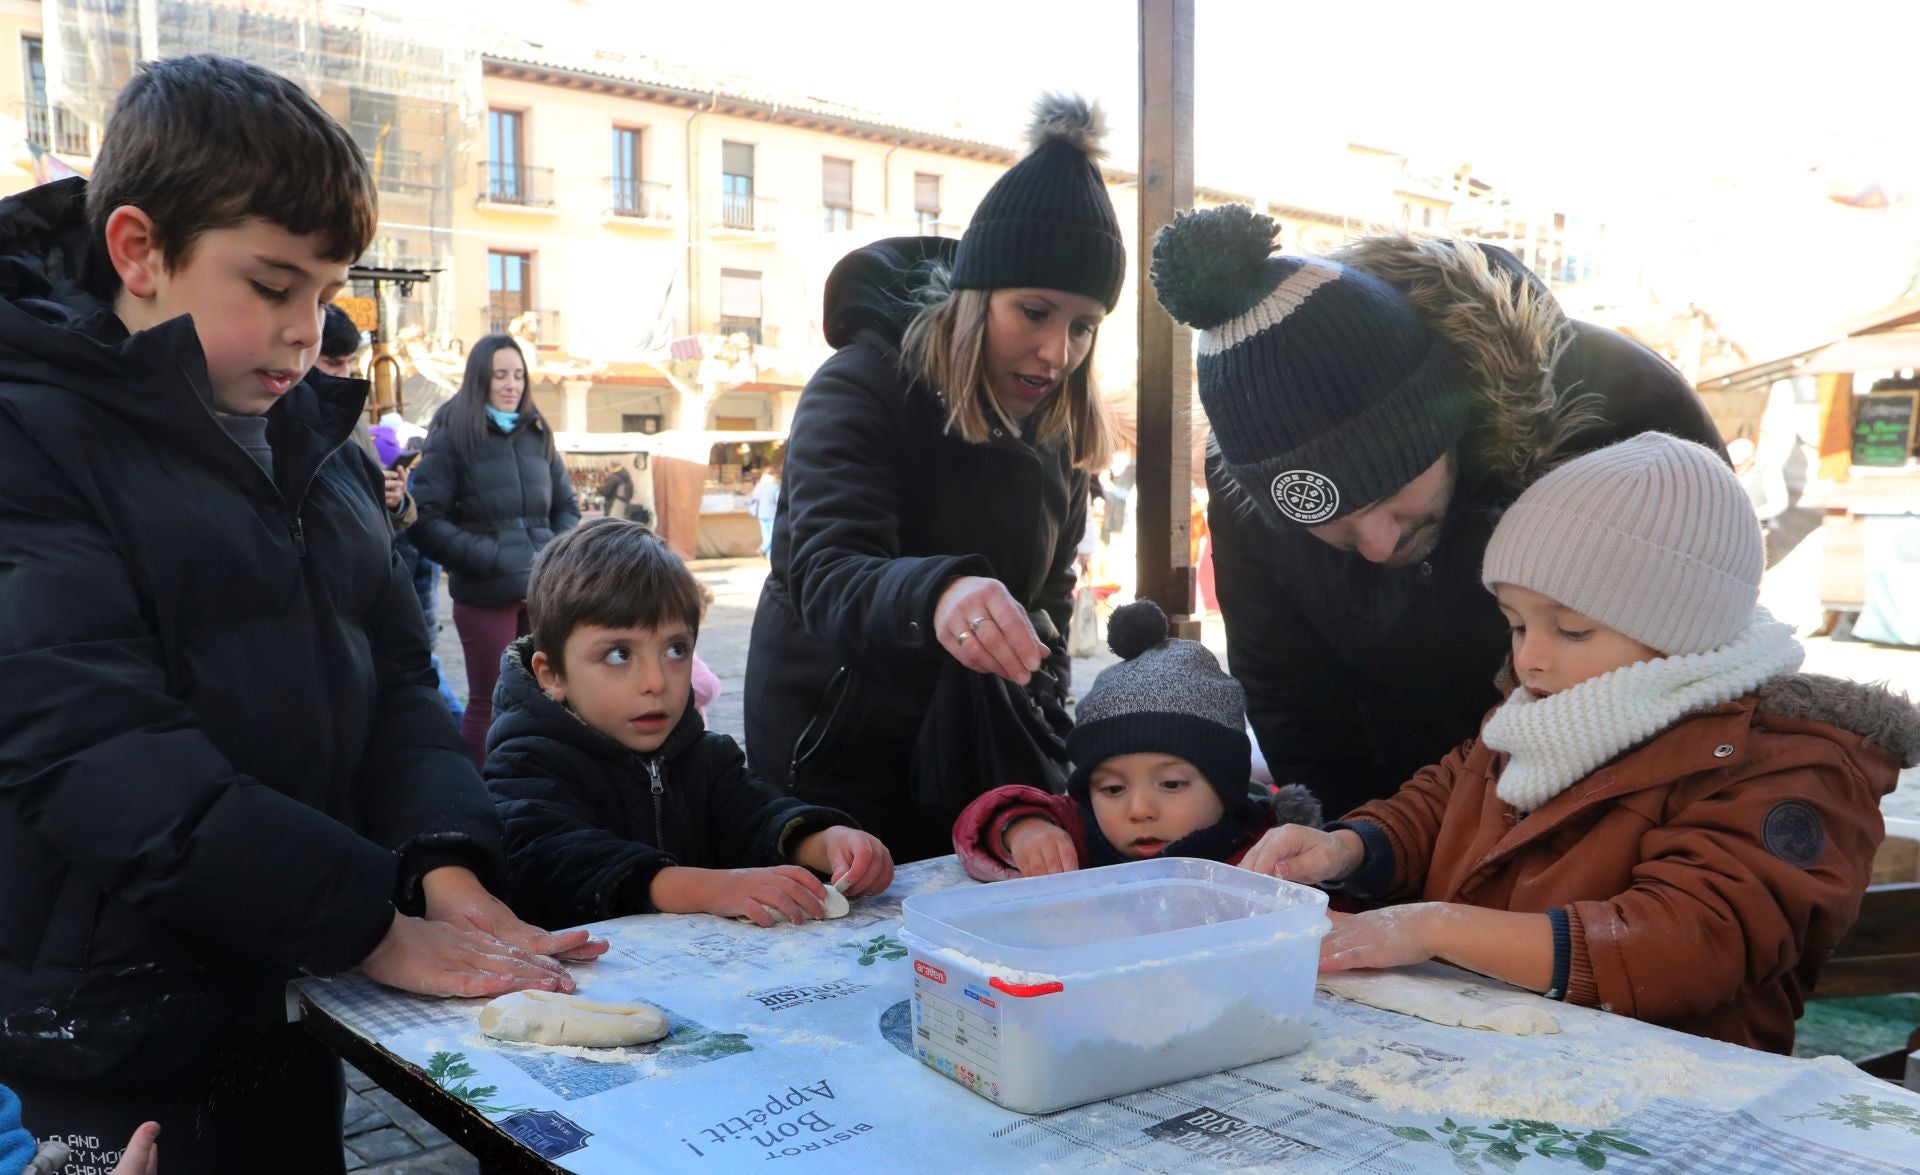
[1481,611,1805,813]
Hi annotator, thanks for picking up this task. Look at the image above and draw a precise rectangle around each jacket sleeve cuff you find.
[394,838,510,915]
[608,856,679,917]
[1563,904,1602,1007]
[774,808,856,863]
[1545,907,1572,1000]
[1323,820,1395,899]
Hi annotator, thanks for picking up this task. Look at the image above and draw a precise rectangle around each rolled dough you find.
[478,990,670,1048]
[1317,970,1560,1035]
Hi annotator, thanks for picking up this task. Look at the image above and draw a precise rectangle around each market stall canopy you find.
[1798,328,1920,375]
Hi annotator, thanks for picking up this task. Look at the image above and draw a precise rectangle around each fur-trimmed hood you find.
[1756,673,1920,770]
[1332,234,1601,489]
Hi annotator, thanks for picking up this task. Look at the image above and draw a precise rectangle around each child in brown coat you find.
[1249,433,1916,1053]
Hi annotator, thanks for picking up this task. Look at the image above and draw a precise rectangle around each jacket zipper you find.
[180,365,348,560]
[646,757,665,854]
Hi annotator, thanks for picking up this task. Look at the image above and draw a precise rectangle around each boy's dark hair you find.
[87,54,377,267]
[431,333,554,463]
[528,518,704,669]
[321,302,361,359]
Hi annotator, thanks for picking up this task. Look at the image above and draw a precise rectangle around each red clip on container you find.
[900,857,1328,1113]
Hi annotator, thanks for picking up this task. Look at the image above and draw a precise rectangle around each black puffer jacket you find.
[0,179,503,1086]
[485,638,854,930]
[1210,236,1727,816]
[743,238,1085,862]
[409,409,579,607]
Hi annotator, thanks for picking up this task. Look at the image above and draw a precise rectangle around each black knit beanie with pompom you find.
[1149,204,1472,531]
[950,92,1127,311]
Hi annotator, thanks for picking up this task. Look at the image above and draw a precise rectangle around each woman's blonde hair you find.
[899,267,1113,472]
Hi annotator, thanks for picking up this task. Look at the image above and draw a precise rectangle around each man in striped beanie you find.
[1149,206,1725,815]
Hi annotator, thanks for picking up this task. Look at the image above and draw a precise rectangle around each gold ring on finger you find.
[955,630,974,643]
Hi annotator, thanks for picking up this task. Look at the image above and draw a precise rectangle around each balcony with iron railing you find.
[712,192,778,237]
[607,177,674,223]
[24,102,91,156]
[484,305,561,346]
[477,161,555,209]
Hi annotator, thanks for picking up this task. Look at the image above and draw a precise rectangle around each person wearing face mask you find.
[1149,210,1726,816]
[411,333,581,764]
[744,93,1123,863]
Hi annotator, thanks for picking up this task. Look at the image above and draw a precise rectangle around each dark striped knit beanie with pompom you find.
[1149,205,1473,530]
[1065,600,1253,813]
[950,92,1126,311]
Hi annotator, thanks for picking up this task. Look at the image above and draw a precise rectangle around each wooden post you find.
[1136,0,1197,638]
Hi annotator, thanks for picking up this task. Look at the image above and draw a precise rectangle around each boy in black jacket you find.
[489,518,894,929]
[0,56,601,1170]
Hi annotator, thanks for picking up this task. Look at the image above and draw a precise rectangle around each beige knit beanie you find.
[1481,432,1762,656]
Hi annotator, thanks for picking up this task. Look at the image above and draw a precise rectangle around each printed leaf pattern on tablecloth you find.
[427,1049,529,1115]
[840,933,909,966]
[1389,1118,1650,1172]
[1786,1094,1920,1135]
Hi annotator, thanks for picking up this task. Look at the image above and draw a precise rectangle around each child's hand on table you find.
[1004,817,1078,876]
[654,865,829,927]
[1240,824,1363,885]
[1318,906,1441,972]
[792,825,894,896]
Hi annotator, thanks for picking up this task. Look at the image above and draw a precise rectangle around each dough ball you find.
[478,990,670,1048]
[748,879,852,925]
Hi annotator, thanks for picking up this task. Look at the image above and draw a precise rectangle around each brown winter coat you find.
[1341,673,1919,1054]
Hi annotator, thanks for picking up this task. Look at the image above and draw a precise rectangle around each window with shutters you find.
[718,268,762,344]
[488,252,533,334]
[822,157,854,232]
[914,173,941,233]
[721,141,756,230]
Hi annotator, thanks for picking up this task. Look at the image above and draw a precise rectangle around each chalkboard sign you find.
[1852,391,1918,467]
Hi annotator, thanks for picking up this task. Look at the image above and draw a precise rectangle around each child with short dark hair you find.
[0,54,597,1168]
[1251,433,1916,1052]
[489,518,895,928]
[953,600,1320,879]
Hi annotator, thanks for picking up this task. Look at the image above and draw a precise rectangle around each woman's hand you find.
[360,912,577,997]
[1004,817,1078,876]
[934,576,1047,685]
[421,865,609,963]
[1240,825,1364,886]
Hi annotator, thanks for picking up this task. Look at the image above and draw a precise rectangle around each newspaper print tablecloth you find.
[296,858,1920,1173]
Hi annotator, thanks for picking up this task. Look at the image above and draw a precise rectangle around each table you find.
[296,859,1920,1173]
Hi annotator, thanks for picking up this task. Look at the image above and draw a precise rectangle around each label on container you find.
[911,959,1004,1104]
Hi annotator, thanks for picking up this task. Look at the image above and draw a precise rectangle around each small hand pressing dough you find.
[1317,970,1559,1035]
[478,990,670,1047]
[751,878,851,925]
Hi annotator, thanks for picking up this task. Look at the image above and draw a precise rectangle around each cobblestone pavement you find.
[358,542,1919,1164]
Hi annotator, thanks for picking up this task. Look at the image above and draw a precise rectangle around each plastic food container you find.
[900,857,1328,1114]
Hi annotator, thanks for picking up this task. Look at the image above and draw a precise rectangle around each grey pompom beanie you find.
[1482,432,1762,655]
[1066,601,1253,812]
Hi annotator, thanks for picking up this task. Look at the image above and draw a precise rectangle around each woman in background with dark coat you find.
[745,93,1124,862]
[410,334,580,763]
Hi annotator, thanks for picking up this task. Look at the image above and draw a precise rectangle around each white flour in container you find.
[997,997,1309,1112]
